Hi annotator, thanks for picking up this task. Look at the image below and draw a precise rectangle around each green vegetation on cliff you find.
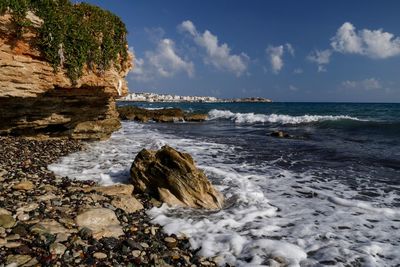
[0,0,128,82]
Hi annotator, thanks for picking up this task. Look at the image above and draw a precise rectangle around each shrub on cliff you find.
[0,0,128,83]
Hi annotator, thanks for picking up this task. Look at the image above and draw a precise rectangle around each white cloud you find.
[331,22,363,54]
[266,45,284,73]
[341,78,382,90]
[266,43,295,74]
[129,39,194,81]
[331,22,400,59]
[289,85,299,91]
[179,20,249,76]
[286,43,295,56]
[307,49,332,72]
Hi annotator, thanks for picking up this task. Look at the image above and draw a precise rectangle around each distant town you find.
[118,92,272,103]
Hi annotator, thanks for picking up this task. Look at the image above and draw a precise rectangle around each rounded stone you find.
[50,242,67,256]
[93,252,107,259]
[0,214,16,228]
[164,237,177,248]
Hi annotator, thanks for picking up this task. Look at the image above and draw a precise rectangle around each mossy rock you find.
[0,0,129,83]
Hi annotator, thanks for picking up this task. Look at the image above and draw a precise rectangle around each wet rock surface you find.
[0,137,220,266]
[130,145,224,209]
[118,106,208,123]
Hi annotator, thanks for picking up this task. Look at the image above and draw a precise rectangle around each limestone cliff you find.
[0,11,133,140]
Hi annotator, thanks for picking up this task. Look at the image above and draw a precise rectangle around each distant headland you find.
[118,92,272,103]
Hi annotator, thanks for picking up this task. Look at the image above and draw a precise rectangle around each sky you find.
[83,0,400,102]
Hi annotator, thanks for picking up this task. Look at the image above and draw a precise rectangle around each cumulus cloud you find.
[266,45,284,73]
[307,49,332,72]
[179,20,249,76]
[266,43,294,74]
[331,22,400,59]
[129,39,194,81]
[341,78,382,90]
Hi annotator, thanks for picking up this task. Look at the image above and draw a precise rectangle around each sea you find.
[49,102,400,267]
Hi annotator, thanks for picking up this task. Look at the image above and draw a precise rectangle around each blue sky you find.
[83,0,400,102]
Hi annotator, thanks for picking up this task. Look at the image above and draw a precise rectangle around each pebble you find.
[17,213,30,221]
[13,180,34,190]
[0,137,219,267]
[93,252,108,259]
[6,254,32,266]
[0,214,16,228]
[164,237,177,248]
[0,208,11,215]
[132,250,141,258]
[50,242,67,255]
[5,241,22,248]
[140,242,149,248]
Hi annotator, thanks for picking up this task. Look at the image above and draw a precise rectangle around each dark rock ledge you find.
[118,106,208,123]
[0,137,222,266]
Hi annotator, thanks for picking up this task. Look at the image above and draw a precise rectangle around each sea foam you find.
[208,109,366,124]
[49,121,400,266]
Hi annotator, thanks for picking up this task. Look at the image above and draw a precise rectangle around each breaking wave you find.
[207,109,367,124]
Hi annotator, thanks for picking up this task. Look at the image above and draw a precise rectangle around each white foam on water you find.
[49,121,400,266]
[208,109,367,124]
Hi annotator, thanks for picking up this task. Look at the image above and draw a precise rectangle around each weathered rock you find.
[6,254,32,266]
[164,237,177,248]
[31,219,73,237]
[13,180,34,191]
[184,113,208,122]
[0,208,11,216]
[93,252,108,259]
[270,131,290,138]
[118,106,208,123]
[111,195,144,213]
[75,208,124,239]
[0,214,16,228]
[49,242,67,256]
[130,145,224,209]
[0,13,133,140]
[86,184,134,197]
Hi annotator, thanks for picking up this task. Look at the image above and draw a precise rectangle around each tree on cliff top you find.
[0,0,129,83]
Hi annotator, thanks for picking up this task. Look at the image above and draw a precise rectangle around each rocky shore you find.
[118,106,208,123]
[0,137,219,267]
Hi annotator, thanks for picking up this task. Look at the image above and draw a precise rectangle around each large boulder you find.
[130,145,224,210]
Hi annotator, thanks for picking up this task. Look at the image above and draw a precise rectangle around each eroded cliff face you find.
[0,12,133,140]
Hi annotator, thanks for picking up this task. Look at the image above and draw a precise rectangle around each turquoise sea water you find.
[51,102,400,266]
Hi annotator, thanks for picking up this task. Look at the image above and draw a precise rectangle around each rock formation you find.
[118,106,208,123]
[130,145,224,209]
[0,12,133,140]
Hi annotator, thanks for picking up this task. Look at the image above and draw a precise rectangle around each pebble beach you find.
[0,137,219,266]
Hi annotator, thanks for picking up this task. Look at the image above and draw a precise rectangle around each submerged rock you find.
[270,130,291,138]
[130,145,224,209]
[118,106,208,123]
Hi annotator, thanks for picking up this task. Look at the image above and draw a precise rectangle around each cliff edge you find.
[0,3,133,140]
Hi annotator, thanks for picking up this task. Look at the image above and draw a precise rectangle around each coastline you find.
[0,136,219,266]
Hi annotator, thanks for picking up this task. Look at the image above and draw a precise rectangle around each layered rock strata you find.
[0,12,132,140]
[130,145,224,210]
